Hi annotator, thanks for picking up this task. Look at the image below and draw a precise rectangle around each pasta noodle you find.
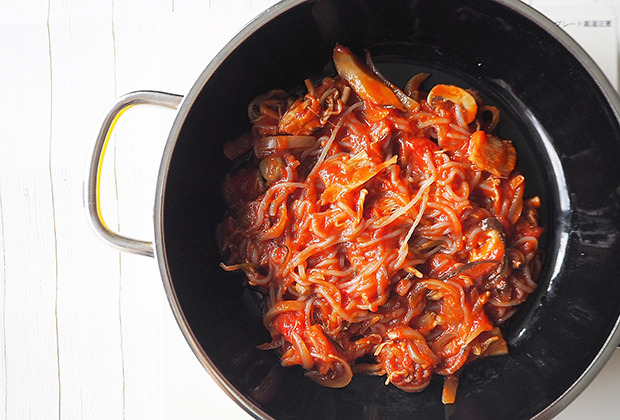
[219,45,544,404]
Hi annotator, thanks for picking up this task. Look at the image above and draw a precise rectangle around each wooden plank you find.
[171,0,209,13]
[111,1,175,419]
[46,1,124,418]
[0,160,5,419]
[0,1,61,418]
[251,0,283,12]
[210,0,253,12]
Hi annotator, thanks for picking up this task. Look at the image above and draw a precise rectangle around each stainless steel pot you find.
[85,1,620,419]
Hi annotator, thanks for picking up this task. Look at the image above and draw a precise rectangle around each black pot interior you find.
[160,0,620,419]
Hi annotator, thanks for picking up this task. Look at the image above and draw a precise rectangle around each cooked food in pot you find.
[219,45,543,404]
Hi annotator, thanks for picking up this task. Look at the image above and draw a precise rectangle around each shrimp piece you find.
[467,130,516,178]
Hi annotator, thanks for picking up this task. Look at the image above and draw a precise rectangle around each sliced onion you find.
[442,373,460,404]
[404,72,431,99]
[306,356,353,388]
[247,89,288,121]
[254,135,317,159]
[219,262,260,271]
[365,51,420,112]
[289,331,314,370]
[479,105,500,132]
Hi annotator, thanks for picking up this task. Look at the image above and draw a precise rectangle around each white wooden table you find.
[1,0,619,419]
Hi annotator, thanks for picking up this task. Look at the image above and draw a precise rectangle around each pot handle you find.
[84,90,183,257]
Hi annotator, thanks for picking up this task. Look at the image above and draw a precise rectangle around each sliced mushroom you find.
[333,44,405,110]
[427,84,478,125]
[259,155,286,182]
